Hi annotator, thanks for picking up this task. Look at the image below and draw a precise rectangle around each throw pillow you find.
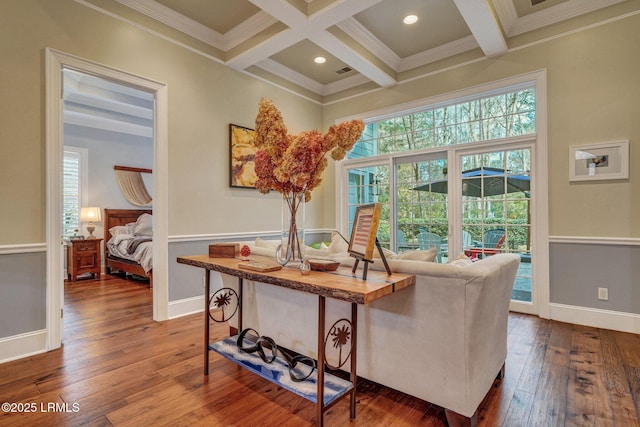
[255,237,279,248]
[396,247,437,262]
[327,232,349,254]
[133,213,153,236]
[372,247,397,259]
[448,252,473,267]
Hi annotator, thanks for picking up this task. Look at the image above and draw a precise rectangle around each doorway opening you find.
[45,49,169,350]
[62,68,154,309]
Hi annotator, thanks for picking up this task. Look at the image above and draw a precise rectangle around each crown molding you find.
[323,74,372,96]
[399,35,479,72]
[116,0,223,47]
[495,0,627,37]
[256,58,325,95]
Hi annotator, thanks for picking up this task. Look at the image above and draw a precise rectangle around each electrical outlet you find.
[598,287,608,301]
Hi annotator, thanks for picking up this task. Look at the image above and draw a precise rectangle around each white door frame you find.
[454,140,541,315]
[45,48,169,350]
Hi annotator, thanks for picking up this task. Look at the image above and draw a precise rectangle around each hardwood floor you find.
[1,274,639,426]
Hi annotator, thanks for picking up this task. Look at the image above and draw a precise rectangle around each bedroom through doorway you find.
[46,49,170,351]
[62,69,155,326]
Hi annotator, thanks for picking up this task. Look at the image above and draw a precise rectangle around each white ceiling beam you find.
[337,17,401,71]
[311,31,396,87]
[306,0,386,31]
[245,0,395,87]
[64,92,153,120]
[452,0,507,58]
[223,11,278,51]
[226,28,305,70]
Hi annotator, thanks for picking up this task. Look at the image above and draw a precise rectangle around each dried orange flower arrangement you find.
[253,98,364,264]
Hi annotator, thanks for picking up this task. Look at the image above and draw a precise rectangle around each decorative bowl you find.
[308,259,340,272]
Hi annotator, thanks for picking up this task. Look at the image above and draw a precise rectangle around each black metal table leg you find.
[238,278,243,333]
[317,295,326,427]
[204,269,210,375]
[350,302,357,419]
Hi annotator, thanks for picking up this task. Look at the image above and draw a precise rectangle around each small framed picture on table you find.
[348,203,382,262]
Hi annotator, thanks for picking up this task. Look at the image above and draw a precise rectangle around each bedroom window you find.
[63,147,88,237]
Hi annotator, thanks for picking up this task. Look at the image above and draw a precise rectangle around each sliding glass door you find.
[459,147,533,303]
[394,154,448,262]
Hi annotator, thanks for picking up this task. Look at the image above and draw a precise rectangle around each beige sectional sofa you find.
[220,240,520,426]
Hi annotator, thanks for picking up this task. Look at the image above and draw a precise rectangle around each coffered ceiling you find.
[97,0,630,101]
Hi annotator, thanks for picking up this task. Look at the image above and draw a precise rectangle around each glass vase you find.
[275,192,305,266]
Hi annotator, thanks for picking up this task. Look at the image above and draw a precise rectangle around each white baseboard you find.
[0,329,48,364]
[549,303,640,334]
[168,295,205,319]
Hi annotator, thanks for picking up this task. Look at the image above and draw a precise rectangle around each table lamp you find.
[80,207,102,239]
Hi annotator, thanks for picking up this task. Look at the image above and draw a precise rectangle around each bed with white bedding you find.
[104,209,153,287]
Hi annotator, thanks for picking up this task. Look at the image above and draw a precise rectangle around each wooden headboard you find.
[104,208,152,249]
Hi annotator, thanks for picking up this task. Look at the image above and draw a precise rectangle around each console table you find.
[176,255,415,426]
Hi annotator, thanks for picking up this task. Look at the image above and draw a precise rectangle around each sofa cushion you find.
[396,248,437,262]
[448,252,473,267]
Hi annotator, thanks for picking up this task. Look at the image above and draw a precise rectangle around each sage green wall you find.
[0,0,323,246]
[322,13,640,239]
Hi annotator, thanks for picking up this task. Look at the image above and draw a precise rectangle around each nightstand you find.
[67,238,103,281]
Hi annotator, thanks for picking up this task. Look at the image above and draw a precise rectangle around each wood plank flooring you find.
[1,274,639,426]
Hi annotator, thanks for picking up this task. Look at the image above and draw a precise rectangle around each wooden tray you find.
[238,261,283,272]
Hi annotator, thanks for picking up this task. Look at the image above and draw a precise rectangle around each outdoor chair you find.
[396,229,409,252]
[417,231,443,262]
[464,229,505,259]
[462,230,473,248]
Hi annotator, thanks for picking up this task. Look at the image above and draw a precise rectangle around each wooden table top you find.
[177,255,415,305]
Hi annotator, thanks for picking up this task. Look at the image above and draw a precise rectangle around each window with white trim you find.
[63,147,88,237]
[342,82,538,305]
[348,86,536,159]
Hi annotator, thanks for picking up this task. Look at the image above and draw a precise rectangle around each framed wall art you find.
[348,203,382,261]
[229,123,257,188]
[569,140,629,182]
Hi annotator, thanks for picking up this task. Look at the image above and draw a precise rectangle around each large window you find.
[342,81,538,305]
[349,87,535,159]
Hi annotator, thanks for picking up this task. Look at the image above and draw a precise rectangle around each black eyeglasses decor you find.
[236,328,316,382]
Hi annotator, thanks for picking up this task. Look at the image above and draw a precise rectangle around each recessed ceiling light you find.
[403,14,418,25]
[314,56,326,64]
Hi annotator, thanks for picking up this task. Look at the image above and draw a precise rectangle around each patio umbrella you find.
[413,167,531,249]
[413,167,530,197]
